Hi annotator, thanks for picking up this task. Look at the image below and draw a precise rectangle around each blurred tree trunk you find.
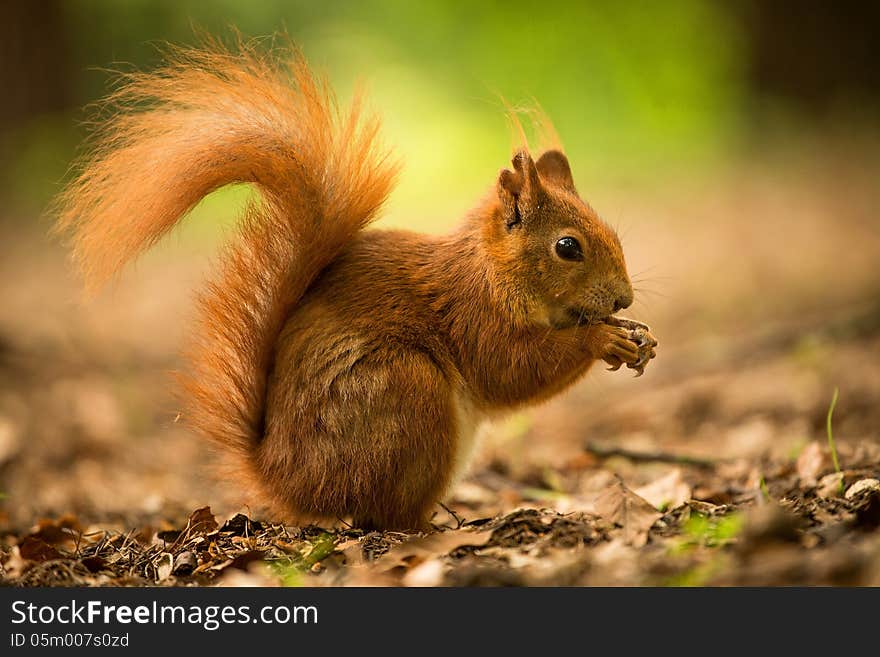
[738,1,880,115]
[0,0,72,131]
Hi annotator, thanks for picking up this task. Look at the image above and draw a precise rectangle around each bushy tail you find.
[54,37,398,482]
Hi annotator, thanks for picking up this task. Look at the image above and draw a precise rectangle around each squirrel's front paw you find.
[596,325,640,372]
[603,317,658,377]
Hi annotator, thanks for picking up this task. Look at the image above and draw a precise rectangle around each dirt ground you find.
[1,139,879,586]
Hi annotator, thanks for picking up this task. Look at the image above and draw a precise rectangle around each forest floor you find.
[1,146,879,586]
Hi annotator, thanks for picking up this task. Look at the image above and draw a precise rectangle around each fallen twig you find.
[584,442,718,469]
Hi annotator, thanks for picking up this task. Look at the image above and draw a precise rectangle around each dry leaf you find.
[155,552,173,582]
[2,546,28,578]
[594,477,662,546]
[19,536,63,562]
[376,530,491,571]
[30,515,82,552]
[796,441,830,486]
[817,472,844,498]
[845,479,880,500]
[186,506,219,535]
[173,551,198,575]
[633,469,691,511]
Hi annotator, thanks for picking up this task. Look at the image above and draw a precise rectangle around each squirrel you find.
[54,39,657,530]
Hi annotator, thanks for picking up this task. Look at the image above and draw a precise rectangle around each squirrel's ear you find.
[497,150,540,229]
[536,150,576,193]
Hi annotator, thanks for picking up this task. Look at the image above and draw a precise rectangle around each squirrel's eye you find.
[555,236,583,261]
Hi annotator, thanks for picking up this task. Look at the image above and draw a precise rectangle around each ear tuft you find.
[499,168,523,196]
[497,149,541,230]
[536,150,575,192]
[511,150,540,192]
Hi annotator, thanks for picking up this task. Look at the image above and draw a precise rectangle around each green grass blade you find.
[826,387,843,493]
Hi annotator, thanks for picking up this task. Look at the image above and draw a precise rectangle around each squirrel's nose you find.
[613,292,633,313]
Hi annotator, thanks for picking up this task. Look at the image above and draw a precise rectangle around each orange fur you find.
[54,37,651,530]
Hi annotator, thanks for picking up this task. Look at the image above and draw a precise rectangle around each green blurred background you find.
[3,0,878,234]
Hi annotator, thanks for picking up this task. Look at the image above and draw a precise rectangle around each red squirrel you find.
[55,40,657,530]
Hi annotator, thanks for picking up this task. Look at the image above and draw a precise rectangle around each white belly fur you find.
[448,391,488,494]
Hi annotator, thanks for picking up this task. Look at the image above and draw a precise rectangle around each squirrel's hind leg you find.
[259,339,458,532]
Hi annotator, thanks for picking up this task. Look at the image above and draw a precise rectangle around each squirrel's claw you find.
[629,350,653,376]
